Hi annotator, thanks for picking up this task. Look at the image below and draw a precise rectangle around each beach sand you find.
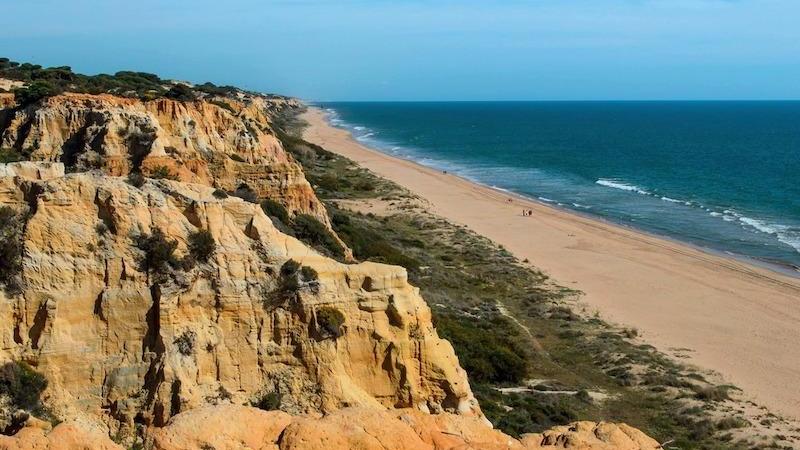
[301,107,800,420]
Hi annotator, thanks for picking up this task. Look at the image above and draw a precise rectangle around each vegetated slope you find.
[0,58,663,450]
[285,110,800,450]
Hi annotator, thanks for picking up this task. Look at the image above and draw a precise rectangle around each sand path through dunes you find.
[302,107,800,420]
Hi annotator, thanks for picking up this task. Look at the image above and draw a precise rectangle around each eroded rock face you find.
[0,406,661,450]
[0,93,328,225]
[0,171,479,436]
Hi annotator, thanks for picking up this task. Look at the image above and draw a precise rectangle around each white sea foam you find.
[354,126,366,131]
[596,179,649,195]
[736,216,800,253]
[538,197,555,203]
[661,196,681,203]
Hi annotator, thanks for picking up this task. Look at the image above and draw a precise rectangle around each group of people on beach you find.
[507,197,533,216]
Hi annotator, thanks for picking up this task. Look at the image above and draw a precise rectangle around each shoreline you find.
[301,106,800,421]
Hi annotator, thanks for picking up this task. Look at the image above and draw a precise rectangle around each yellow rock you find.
[0,170,478,434]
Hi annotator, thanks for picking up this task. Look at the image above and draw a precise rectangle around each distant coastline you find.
[302,105,800,421]
[316,101,800,274]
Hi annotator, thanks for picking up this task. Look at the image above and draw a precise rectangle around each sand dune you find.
[302,107,800,420]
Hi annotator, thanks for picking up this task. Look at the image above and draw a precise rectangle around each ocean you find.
[319,102,800,271]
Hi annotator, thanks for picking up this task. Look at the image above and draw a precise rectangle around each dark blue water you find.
[320,102,800,270]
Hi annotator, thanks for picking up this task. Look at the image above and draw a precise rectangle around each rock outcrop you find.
[0,85,663,448]
[0,167,478,437]
[0,92,329,226]
[0,405,661,450]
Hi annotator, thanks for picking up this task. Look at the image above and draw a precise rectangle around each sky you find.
[1,0,799,101]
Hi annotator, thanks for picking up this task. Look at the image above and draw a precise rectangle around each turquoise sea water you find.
[320,102,800,271]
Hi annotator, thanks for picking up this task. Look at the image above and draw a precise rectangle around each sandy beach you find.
[302,106,800,420]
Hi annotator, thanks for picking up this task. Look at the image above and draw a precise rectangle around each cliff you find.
[0,80,661,449]
[0,165,478,435]
[0,91,329,228]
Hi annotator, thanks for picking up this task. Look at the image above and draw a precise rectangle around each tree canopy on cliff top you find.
[0,57,242,104]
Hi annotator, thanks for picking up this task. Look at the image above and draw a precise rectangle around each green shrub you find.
[260,199,290,224]
[136,228,178,273]
[0,361,48,430]
[252,391,281,411]
[300,265,318,282]
[332,218,419,271]
[354,180,375,191]
[0,207,24,293]
[0,148,24,163]
[311,173,342,191]
[13,80,61,105]
[210,99,237,114]
[280,259,301,277]
[212,189,228,199]
[188,230,216,263]
[433,312,528,384]
[693,385,732,402]
[316,307,345,338]
[164,83,196,102]
[173,331,196,356]
[292,214,344,258]
[148,165,179,181]
[229,153,246,163]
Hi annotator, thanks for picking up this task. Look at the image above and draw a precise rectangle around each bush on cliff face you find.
[164,83,196,102]
[260,199,290,224]
[316,307,345,339]
[0,362,48,434]
[148,165,179,181]
[0,207,25,294]
[252,391,281,411]
[136,228,178,274]
[13,80,62,105]
[0,148,24,163]
[188,230,216,263]
[331,215,419,272]
[292,214,345,258]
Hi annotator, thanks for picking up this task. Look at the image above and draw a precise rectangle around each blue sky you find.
[1,0,798,101]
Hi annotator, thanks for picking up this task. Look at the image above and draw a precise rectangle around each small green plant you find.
[135,228,178,273]
[300,265,318,282]
[229,153,246,163]
[148,165,179,181]
[316,307,345,338]
[260,199,290,224]
[252,391,281,411]
[0,361,48,433]
[693,385,732,402]
[210,99,236,114]
[0,207,25,293]
[173,331,196,356]
[164,83,196,102]
[292,214,344,258]
[280,259,301,277]
[188,229,216,263]
[212,189,228,199]
[0,148,24,163]
[13,80,61,105]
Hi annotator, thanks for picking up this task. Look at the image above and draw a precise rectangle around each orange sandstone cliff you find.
[0,88,660,449]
